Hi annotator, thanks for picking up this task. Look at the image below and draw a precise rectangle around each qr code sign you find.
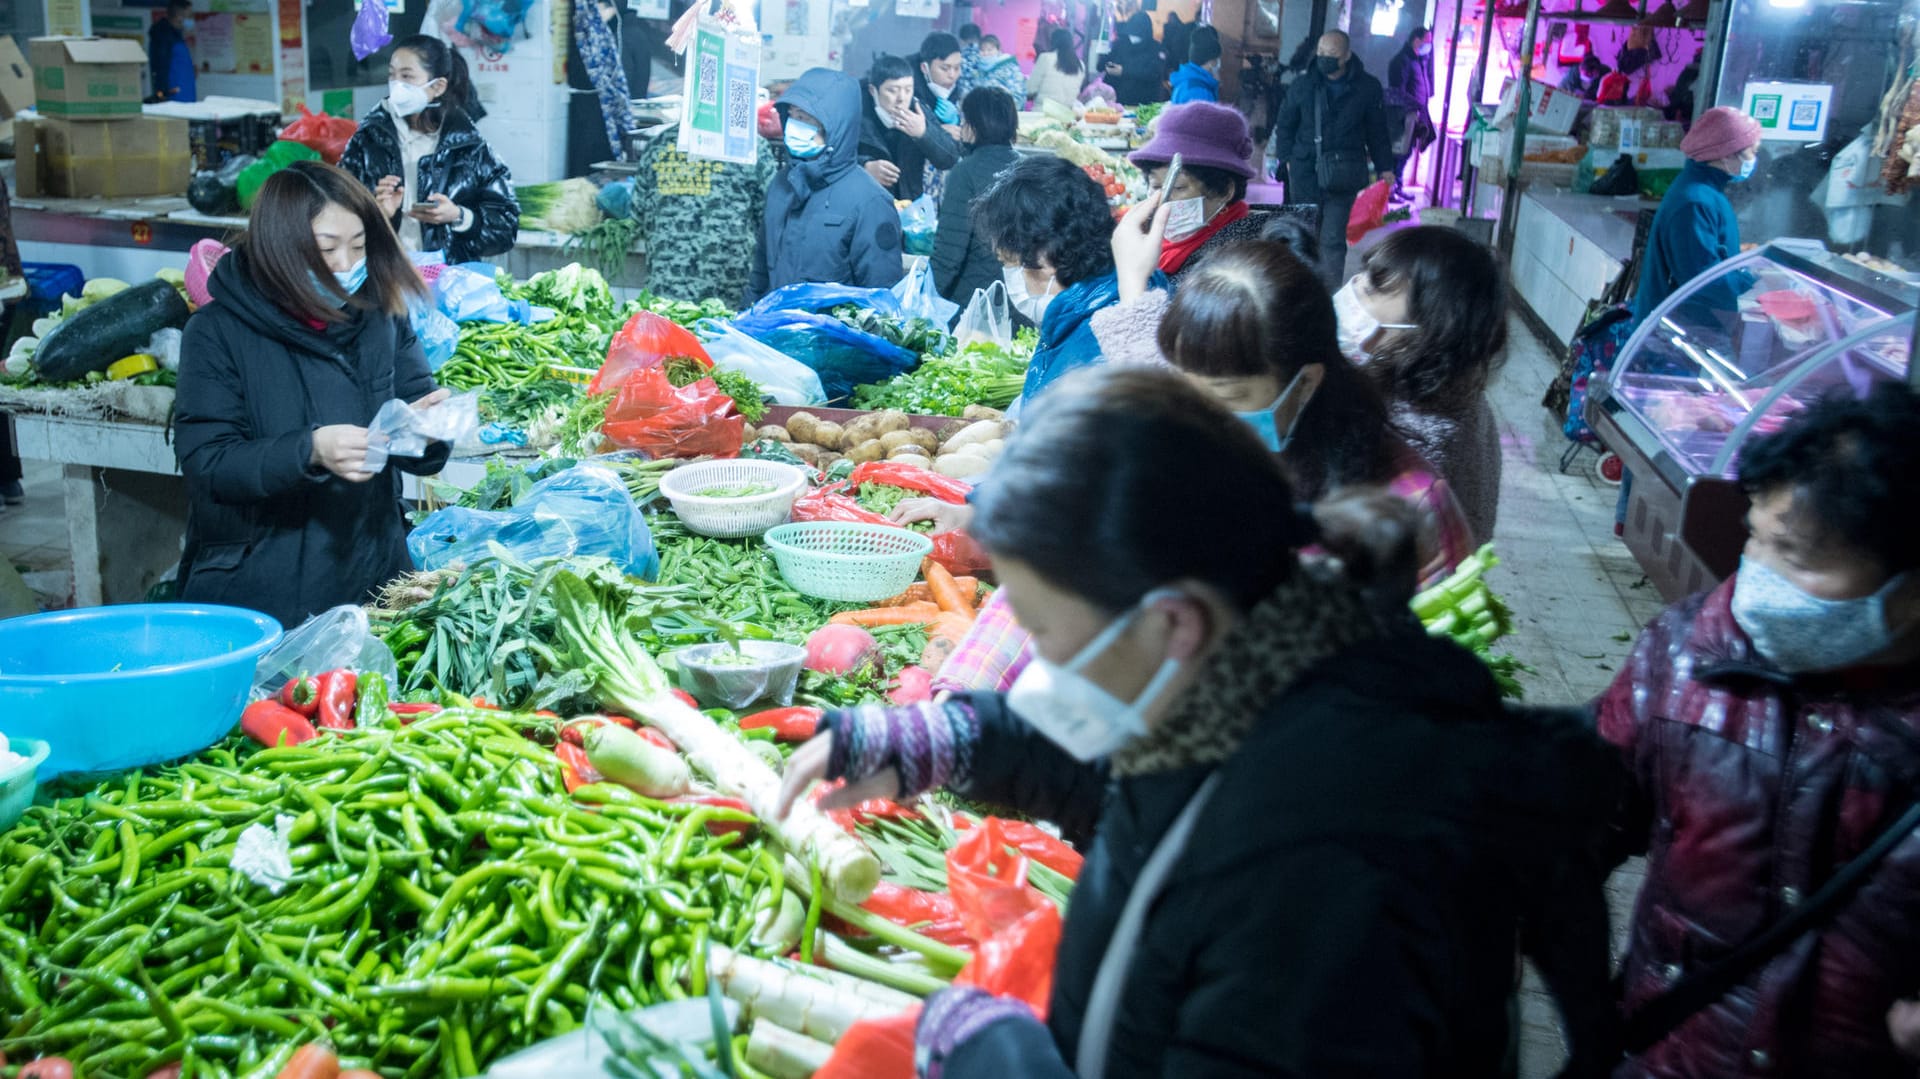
[697,54,720,107]
[725,78,751,135]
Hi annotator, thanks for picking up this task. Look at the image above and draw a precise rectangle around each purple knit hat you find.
[1129,102,1256,178]
[1681,106,1763,163]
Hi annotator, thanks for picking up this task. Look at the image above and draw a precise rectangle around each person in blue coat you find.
[146,0,196,103]
[972,155,1151,408]
[1632,105,1762,323]
[1168,26,1222,105]
[746,68,905,305]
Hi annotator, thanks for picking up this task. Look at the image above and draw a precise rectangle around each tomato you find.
[21,1058,75,1079]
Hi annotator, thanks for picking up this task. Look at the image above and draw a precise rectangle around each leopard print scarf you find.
[1110,566,1384,778]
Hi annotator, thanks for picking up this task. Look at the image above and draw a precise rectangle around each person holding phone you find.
[858,48,962,201]
[340,34,519,264]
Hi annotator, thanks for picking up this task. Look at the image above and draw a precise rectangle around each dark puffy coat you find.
[1104,15,1166,106]
[746,68,905,304]
[1596,579,1920,1079]
[943,632,1621,1078]
[173,250,448,630]
[339,105,519,264]
[1271,58,1396,196]
[1386,41,1434,109]
[857,82,962,202]
[930,142,1017,303]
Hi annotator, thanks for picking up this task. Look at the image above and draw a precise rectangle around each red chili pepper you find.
[534,709,559,718]
[554,741,602,794]
[671,689,700,709]
[276,675,320,717]
[240,700,317,747]
[739,706,823,741]
[388,702,442,717]
[606,714,638,729]
[666,794,755,835]
[470,697,497,710]
[20,1058,74,1079]
[636,727,676,751]
[313,669,358,730]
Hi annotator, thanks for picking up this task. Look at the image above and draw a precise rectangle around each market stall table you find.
[1508,189,1657,348]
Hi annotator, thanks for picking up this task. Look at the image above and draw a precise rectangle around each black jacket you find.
[173,250,449,630]
[931,142,1018,304]
[856,83,962,202]
[944,633,1621,1078]
[1271,58,1397,194]
[339,105,519,264]
[1105,16,1167,106]
[747,69,904,304]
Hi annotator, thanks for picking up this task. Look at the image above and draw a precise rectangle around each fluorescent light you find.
[1371,0,1403,35]
[1767,0,1809,8]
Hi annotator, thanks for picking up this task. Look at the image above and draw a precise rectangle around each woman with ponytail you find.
[773,364,1608,1078]
[340,34,520,264]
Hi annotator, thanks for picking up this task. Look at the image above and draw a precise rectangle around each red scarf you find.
[1157,200,1251,274]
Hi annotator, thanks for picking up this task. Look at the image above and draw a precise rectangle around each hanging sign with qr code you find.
[678,21,761,165]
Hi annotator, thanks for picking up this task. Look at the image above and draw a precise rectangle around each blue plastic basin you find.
[0,605,282,778]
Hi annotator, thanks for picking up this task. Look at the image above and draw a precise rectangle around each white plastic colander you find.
[762,522,935,603]
[659,460,808,538]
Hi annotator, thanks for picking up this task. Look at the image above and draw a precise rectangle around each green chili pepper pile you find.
[436,314,613,392]
[0,711,788,1079]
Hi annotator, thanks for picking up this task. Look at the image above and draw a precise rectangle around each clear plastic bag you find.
[891,257,959,327]
[432,263,514,323]
[670,641,807,709]
[363,390,482,472]
[252,605,399,702]
[147,327,182,372]
[899,194,938,256]
[696,318,826,406]
[953,281,1012,349]
[479,999,736,1079]
[410,299,461,371]
[407,464,660,579]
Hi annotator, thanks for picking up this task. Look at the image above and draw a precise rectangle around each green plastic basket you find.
[763,522,935,603]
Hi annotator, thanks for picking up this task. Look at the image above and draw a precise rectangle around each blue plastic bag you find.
[727,310,916,403]
[409,299,460,371]
[597,179,636,220]
[351,0,393,59]
[433,264,514,323]
[696,319,827,406]
[746,282,906,319]
[406,465,660,579]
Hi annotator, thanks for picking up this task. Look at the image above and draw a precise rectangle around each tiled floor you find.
[1,310,1655,1071]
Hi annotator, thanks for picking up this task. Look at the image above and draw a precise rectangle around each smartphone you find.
[412,202,437,212]
[1159,153,1184,202]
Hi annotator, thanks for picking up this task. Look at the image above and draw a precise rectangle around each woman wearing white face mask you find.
[1594,385,1920,1078]
[340,35,519,264]
[776,365,1615,1078]
[1332,225,1508,543]
[174,162,451,630]
[1124,103,1276,284]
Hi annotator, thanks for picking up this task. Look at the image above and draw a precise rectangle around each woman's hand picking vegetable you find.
[311,425,375,482]
[1112,190,1169,303]
[889,498,973,535]
[776,733,900,819]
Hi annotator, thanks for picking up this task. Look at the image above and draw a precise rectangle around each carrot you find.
[829,603,941,627]
[923,559,971,617]
[878,577,979,607]
[276,1045,340,1079]
[339,1072,383,1079]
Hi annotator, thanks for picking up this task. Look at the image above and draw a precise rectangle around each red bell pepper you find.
[554,741,602,794]
[313,669,358,730]
[277,675,320,717]
[740,706,823,741]
[240,700,316,747]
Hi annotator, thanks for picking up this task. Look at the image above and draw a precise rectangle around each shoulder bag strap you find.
[1622,797,1920,1054]
[1314,85,1326,161]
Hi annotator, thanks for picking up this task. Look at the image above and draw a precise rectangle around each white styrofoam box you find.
[1492,78,1582,137]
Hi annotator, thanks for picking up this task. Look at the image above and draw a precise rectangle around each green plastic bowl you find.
[0,736,51,830]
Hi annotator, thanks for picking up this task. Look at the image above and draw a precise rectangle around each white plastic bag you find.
[954,280,1013,349]
[363,390,482,472]
[147,327,183,372]
[891,255,960,326]
[251,605,399,702]
[696,319,827,406]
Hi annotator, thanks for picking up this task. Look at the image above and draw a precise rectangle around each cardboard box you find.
[0,38,34,119]
[1492,77,1582,137]
[30,37,147,120]
[15,116,191,198]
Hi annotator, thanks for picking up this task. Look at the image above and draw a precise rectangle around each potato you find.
[941,419,1004,452]
[936,419,970,445]
[786,411,823,444]
[880,428,939,454]
[962,405,1006,423]
[842,414,885,447]
[890,452,933,469]
[871,410,911,435]
[758,424,791,443]
[742,425,759,442]
[787,442,826,465]
[844,438,887,465]
[809,420,847,452]
[934,454,992,478]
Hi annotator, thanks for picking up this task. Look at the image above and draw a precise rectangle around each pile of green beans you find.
[0,711,785,1079]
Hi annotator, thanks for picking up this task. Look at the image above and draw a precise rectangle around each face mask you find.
[1162,196,1212,242]
[1416,42,1432,56]
[1004,265,1057,322]
[335,258,368,295]
[927,78,953,100]
[784,118,825,159]
[1734,155,1757,181]
[1731,557,1909,674]
[1333,277,1417,360]
[1006,589,1189,761]
[309,270,351,309]
[183,17,196,31]
[1235,367,1315,454]
[388,79,433,119]
[1318,55,1343,75]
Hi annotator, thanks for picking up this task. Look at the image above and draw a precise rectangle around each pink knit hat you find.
[1681,106,1763,163]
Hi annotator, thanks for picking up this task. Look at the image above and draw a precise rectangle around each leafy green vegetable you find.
[827,304,954,357]
[710,368,769,423]
[565,216,645,280]
[850,331,1036,415]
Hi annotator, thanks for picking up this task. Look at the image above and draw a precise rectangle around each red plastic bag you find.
[947,818,1062,1015]
[591,311,712,396]
[280,105,358,165]
[816,1012,919,1079]
[861,883,971,947]
[847,461,973,504]
[957,816,1084,881]
[1347,179,1393,245]
[601,366,744,459]
[794,473,993,576]
[792,487,891,525]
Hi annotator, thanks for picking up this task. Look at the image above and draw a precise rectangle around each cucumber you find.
[34,279,191,384]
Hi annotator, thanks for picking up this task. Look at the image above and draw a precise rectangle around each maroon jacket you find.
[1596,578,1920,1079]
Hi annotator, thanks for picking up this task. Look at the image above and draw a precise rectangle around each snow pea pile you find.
[0,711,792,1079]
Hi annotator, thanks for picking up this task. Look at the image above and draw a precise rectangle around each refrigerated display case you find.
[1588,237,1916,599]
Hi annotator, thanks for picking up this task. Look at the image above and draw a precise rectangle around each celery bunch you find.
[1412,544,1528,698]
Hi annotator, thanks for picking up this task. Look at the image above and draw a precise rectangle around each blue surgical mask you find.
[1734,155,1757,181]
[1731,557,1908,673]
[335,258,368,295]
[1235,368,1316,454]
[783,118,825,159]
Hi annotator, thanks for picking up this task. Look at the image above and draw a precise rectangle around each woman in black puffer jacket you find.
[340,34,518,264]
